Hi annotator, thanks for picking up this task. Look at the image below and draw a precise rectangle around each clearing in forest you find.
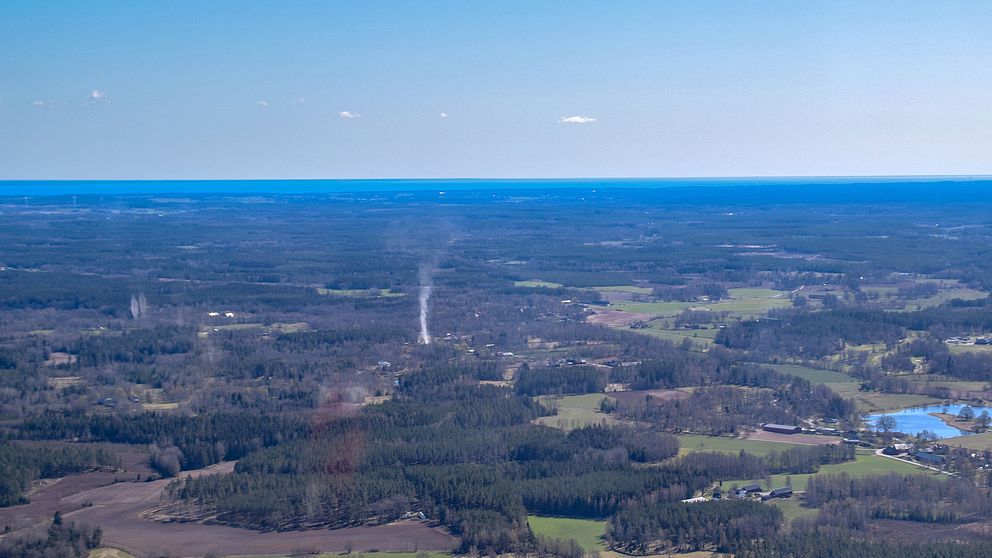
[536,394,620,430]
[527,515,607,552]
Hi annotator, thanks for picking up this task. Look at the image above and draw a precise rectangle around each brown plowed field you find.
[0,443,155,532]
[9,456,456,558]
[586,308,653,327]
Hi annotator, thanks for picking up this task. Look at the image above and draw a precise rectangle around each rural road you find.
[873,448,957,477]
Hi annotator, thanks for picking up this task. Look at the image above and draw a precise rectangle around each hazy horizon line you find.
[3,174,992,197]
[2,174,991,184]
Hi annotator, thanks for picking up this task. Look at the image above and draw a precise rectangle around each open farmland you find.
[60,462,455,558]
[606,301,691,318]
[766,364,853,384]
[722,452,941,492]
[747,430,841,446]
[766,364,953,412]
[527,516,607,552]
[944,432,992,451]
[676,434,799,456]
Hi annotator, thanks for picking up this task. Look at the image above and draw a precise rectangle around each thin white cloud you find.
[32,99,67,109]
[558,115,596,124]
[89,89,109,103]
[256,100,270,107]
[439,112,449,119]
[293,97,307,104]
[338,110,361,119]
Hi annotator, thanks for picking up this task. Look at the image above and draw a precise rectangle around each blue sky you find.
[1,1,990,179]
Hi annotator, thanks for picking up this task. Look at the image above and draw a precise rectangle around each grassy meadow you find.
[536,394,619,430]
[528,516,607,552]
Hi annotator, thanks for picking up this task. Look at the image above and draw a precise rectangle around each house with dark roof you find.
[914,451,946,466]
[736,483,762,497]
[762,423,801,435]
[762,486,794,500]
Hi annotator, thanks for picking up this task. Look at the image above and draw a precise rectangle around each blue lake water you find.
[866,404,992,439]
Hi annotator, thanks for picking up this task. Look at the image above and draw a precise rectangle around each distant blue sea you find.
[0,176,990,196]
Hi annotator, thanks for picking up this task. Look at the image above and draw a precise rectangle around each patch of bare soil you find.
[586,309,654,327]
[747,430,841,446]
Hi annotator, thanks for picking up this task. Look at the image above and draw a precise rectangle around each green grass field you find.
[945,431,992,450]
[528,516,607,552]
[707,298,792,316]
[611,288,790,320]
[677,434,798,456]
[901,287,988,310]
[767,497,818,522]
[536,394,619,430]
[842,390,945,413]
[721,452,940,492]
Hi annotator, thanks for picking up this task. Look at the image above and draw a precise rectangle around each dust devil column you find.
[418,264,432,345]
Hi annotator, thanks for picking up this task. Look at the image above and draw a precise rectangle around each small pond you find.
[865,403,992,439]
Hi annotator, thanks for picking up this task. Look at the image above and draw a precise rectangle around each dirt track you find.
[52,462,456,558]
